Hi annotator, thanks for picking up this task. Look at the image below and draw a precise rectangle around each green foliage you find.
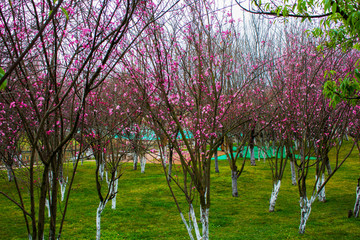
[0,67,7,90]
[323,68,360,107]
[251,0,360,48]
[61,7,69,20]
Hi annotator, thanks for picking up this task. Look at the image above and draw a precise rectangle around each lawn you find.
[0,146,359,239]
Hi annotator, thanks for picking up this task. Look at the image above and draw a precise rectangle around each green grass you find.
[0,146,359,240]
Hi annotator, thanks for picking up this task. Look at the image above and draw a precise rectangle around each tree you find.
[236,0,360,105]
[236,0,359,46]
[271,29,359,233]
[0,1,177,239]
[122,2,258,238]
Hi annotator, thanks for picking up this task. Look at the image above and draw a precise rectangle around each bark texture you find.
[299,196,316,234]
[96,201,107,240]
[140,155,146,173]
[200,206,209,240]
[316,174,326,202]
[269,180,281,212]
[250,146,256,166]
[180,212,195,240]
[99,162,105,181]
[59,177,68,202]
[214,151,219,173]
[354,183,360,218]
[161,146,167,167]
[290,161,297,186]
[45,198,51,218]
[231,170,238,197]
[6,165,14,182]
[133,152,138,170]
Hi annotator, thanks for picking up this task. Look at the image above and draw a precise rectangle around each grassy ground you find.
[0,145,359,239]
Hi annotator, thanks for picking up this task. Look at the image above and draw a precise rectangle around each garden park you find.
[0,0,359,239]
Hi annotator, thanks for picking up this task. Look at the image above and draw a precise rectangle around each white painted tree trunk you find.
[231,170,238,197]
[180,212,195,240]
[272,141,276,156]
[140,155,146,173]
[161,146,167,167]
[47,170,53,217]
[168,158,173,181]
[45,198,51,218]
[133,152,138,170]
[105,171,118,209]
[96,201,107,240]
[294,139,298,150]
[49,171,53,187]
[190,204,201,240]
[112,172,118,209]
[71,156,76,167]
[325,160,332,175]
[353,184,360,218]
[17,154,23,168]
[59,177,68,201]
[290,161,297,186]
[99,162,105,181]
[200,206,209,240]
[214,151,219,173]
[262,147,267,162]
[250,146,256,166]
[258,148,261,161]
[316,174,326,202]
[179,197,209,240]
[28,234,32,240]
[299,195,316,234]
[6,165,14,182]
[269,180,281,212]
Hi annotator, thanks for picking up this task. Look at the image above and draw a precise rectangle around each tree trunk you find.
[353,180,360,218]
[59,177,68,202]
[161,145,167,167]
[71,156,76,167]
[214,151,219,173]
[106,171,118,209]
[231,170,238,197]
[325,156,332,175]
[112,172,118,210]
[200,205,209,240]
[262,146,267,162]
[299,196,316,234]
[133,152,138,170]
[290,161,297,186]
[269,180,281,212]
[96,201,107,240]
[272,141,276,156]
[37,164,49,239]
[250,145,256,166]
[6,164,14,182]
[294,139,298,150]
[45,198,51,218]
[168,156,173,181]
[140,155,146,173]
[180,212,195,240]
[189,204,201,240]
[99,162,104,181]
[49,168,59,240]
[316,174,326,202]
